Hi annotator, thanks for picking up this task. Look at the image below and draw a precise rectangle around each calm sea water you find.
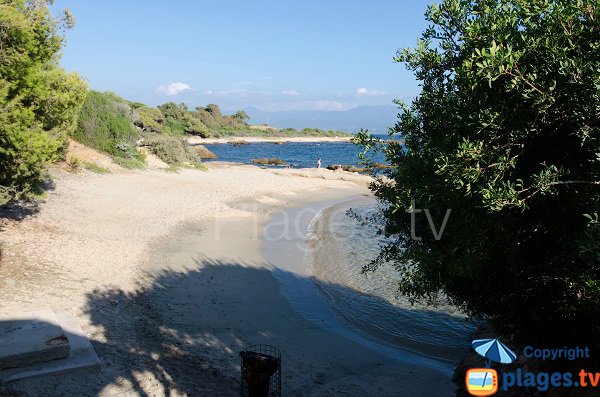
[201,140,385,168]
[308,198,476,361]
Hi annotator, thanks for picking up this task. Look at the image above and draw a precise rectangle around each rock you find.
[229,140,249,146]
[194,145,219,159]
[370,162,392,169]
[251,158,286,166]
[326,164,366,173]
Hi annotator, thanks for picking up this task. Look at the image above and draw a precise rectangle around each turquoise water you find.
[308,198,476,361]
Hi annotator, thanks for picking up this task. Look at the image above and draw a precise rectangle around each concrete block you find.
[0,310,69,370]
[0,312,100,382]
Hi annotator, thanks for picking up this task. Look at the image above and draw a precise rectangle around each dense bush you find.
[144,134,199,166]
[0,0,87,204]
[133,106,164,132]
[73,91,144,165]
[158,102,188,120]
[357,0,600,347]
[182,114,209,136]
[73,93,209,168]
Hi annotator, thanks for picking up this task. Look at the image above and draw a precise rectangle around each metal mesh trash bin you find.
[240,344,281,397]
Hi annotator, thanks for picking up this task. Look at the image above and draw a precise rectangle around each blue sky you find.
[51,0,433,112]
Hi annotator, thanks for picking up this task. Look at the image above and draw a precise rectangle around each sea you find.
[308,198,476,362]
[201,138,385,169]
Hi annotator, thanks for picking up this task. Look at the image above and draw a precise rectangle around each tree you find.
[158,102,187,120]
[357,0,600,346]
[182,114,208,137]
[205,104,222,117]
[0,0,87,204]
[232,110,250,124]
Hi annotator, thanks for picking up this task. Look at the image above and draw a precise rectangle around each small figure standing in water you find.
[317,158,321,169]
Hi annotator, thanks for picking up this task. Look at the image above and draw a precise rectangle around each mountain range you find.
[243,105,399,134]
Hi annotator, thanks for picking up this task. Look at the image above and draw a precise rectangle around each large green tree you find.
[0,0,87,204]
[358,0,600,346]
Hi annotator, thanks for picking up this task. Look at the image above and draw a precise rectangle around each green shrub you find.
[182,114,209,137]
[185,162,208,171]
[158,102,188,120]
[134,106,164,132]
[66,155,83,172]
[144,134,199,165]
[73,91,146,169]
[83,162,111,174]
[111,156,145,170]
[73,91,140,156]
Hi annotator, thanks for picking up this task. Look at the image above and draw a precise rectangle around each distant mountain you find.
[243,105,399,134]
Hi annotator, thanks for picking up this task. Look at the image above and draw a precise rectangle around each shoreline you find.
[306,198,473,363]
[0,163,456,396]
[137,190,456,395]
[188,135,353,145]
[262,197,457,374]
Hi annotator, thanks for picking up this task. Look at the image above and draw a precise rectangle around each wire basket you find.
[240,344,281,397]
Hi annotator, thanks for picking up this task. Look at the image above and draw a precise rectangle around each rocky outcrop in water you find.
[194,145,218,159]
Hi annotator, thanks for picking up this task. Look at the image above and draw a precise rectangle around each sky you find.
[51,0,433,112]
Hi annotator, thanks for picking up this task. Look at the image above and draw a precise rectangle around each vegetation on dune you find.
[143,134,198,166]
[73,91,143,162]
[357,0,600,351]
[0,0,87,204]
[74,92,207,169]
[72,92,346,173]
[83,161,111,174]
[210,126,347,138]
[134,101,349,138]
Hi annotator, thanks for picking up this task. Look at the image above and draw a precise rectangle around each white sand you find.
[0,159,454,396]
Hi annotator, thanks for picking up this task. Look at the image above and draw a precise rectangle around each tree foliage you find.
[357,0,600,345]
[0,0,87,204]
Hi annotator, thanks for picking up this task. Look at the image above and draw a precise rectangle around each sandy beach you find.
[0,159,455,396]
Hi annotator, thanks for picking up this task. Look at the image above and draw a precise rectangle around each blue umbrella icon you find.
[472,338,517,367]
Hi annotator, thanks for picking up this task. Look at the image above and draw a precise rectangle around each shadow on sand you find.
[6,257,468,396]
[0,180,56,229]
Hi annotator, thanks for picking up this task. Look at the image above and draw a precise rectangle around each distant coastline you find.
[189,135,354,144]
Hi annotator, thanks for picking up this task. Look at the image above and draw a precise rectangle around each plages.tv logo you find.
[466,338,517,396]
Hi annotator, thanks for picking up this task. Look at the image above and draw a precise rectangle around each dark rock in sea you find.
[251,158,286,166]
[326,164,366,173]
[369,162,392,169]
